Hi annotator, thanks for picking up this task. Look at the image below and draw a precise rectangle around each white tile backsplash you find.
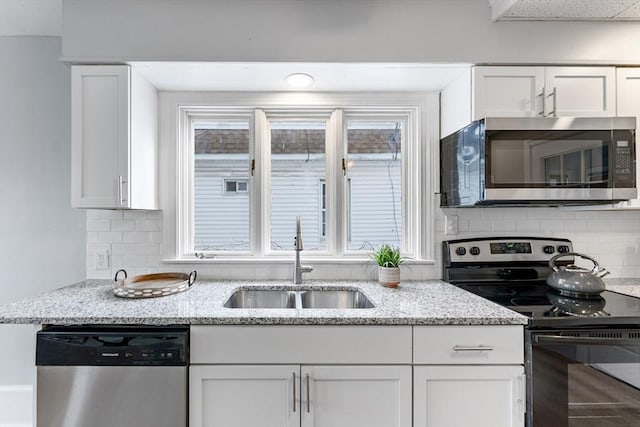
[86,207,640,280]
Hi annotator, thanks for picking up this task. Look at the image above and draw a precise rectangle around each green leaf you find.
[370,244,402,268]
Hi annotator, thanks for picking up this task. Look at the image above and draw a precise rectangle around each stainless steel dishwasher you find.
[36,326,188,427]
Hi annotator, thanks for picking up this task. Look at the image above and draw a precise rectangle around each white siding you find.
[194,157,250,250]
[195,155,401,252]
[271,158,325,250]
[349,158,402,250]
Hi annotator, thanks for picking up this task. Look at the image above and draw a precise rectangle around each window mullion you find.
[326,109,343,256]
[179,114,196,259]
[402,112,416,258]
[253,109,269,256]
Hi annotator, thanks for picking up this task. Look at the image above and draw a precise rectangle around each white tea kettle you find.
[546,252,609,298]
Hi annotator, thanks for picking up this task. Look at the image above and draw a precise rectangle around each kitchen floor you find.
[569,364,640,427]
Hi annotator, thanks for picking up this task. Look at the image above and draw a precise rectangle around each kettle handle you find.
[549,252,599,272]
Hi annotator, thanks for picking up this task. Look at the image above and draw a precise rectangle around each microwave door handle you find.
[535,334,640,346]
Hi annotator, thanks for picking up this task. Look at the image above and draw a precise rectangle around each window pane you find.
[346,120,402,251]
[194,120,250,251]
[225,180,237,193]
[270,121,327,251]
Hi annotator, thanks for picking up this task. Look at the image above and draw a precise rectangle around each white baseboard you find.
[0,385,33,427]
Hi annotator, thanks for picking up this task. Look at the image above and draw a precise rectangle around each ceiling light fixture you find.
[285,73,315,88]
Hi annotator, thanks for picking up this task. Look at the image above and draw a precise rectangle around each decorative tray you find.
[113,269,197,298]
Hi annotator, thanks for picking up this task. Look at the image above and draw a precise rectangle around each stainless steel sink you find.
[224,290,296,309]
[300,289,374,309]
[224,288,375,309]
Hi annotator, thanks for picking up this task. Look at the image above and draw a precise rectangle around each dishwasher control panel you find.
[36,326,189,366]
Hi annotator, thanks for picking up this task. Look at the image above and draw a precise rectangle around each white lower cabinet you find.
[414,365,525,427]
[301,365,412,427]
[189,325,524,427]
[189,364,412,427]
[190,365,299,427]
[412,326,525,427]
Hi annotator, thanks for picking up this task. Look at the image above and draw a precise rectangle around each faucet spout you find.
[295,216,303,251]
[293,216,313,284]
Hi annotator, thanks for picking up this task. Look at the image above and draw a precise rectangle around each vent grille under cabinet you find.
[558,330,639,339]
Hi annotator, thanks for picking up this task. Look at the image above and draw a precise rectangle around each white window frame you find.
[342,113,414,256]
[159,92,439,264]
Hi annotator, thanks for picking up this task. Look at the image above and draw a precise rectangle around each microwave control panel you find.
[615,140,633,175]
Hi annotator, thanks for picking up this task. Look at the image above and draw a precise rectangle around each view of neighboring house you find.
[194,122,402,252]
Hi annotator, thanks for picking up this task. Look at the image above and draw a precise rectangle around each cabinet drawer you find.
[191,325,413,364]
[413,326,523,364]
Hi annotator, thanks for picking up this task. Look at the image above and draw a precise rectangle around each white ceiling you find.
[2,1,637,91]
[490,0,640,21]
[5,0,640,38]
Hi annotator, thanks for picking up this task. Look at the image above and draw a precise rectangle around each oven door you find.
[527,329,640,427]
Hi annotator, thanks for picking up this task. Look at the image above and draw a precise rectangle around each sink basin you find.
[300,290,374,309]
[224,290,296,309]
[223,288,375,309]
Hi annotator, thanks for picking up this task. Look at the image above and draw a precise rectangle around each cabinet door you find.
[472,66,545,120]
[544,67,615,117]
[71,65,130,208]
[301,365,412,427]
[616,68,640,208]
[414,365,525,427]
[190,365,300,427]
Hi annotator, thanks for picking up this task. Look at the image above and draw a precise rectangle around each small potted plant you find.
[371,244,402,288]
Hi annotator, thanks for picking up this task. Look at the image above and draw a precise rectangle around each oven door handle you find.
[535,335,640,346]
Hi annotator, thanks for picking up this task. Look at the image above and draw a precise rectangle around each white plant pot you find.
[378,266,400,288]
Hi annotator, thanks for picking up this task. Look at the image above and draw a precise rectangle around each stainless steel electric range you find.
[443,237,640,427]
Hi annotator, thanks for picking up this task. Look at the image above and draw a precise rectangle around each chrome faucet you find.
[294,216,313,284]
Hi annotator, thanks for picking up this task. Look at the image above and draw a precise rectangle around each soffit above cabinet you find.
[131,62,472,92]
[490,0,640,21]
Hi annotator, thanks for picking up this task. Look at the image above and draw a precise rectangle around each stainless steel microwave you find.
[440,117,637,207]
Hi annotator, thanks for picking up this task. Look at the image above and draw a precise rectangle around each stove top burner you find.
[444,237,640,327]
[509,297,550,307]
[461,285,518,298]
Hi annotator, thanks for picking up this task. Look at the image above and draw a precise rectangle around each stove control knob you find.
[557,245,570,254]
[455,247,467,256]
[543,245,555,254]
[469,246,481,256]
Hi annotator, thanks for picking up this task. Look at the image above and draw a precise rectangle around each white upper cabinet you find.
[544,67,616,118]
[472,66,545,119]
[472,66,616,121]
[71,65,158,209]
[442,65,617,137]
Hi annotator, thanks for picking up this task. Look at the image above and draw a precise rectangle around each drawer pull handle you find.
[453,345,494,352]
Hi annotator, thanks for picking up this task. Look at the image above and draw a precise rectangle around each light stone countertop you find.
[605,278,640,298]
[0,279,527,326]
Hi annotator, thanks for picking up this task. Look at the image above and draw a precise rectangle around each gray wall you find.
[0,36,85,385]
[62,0,640,64]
